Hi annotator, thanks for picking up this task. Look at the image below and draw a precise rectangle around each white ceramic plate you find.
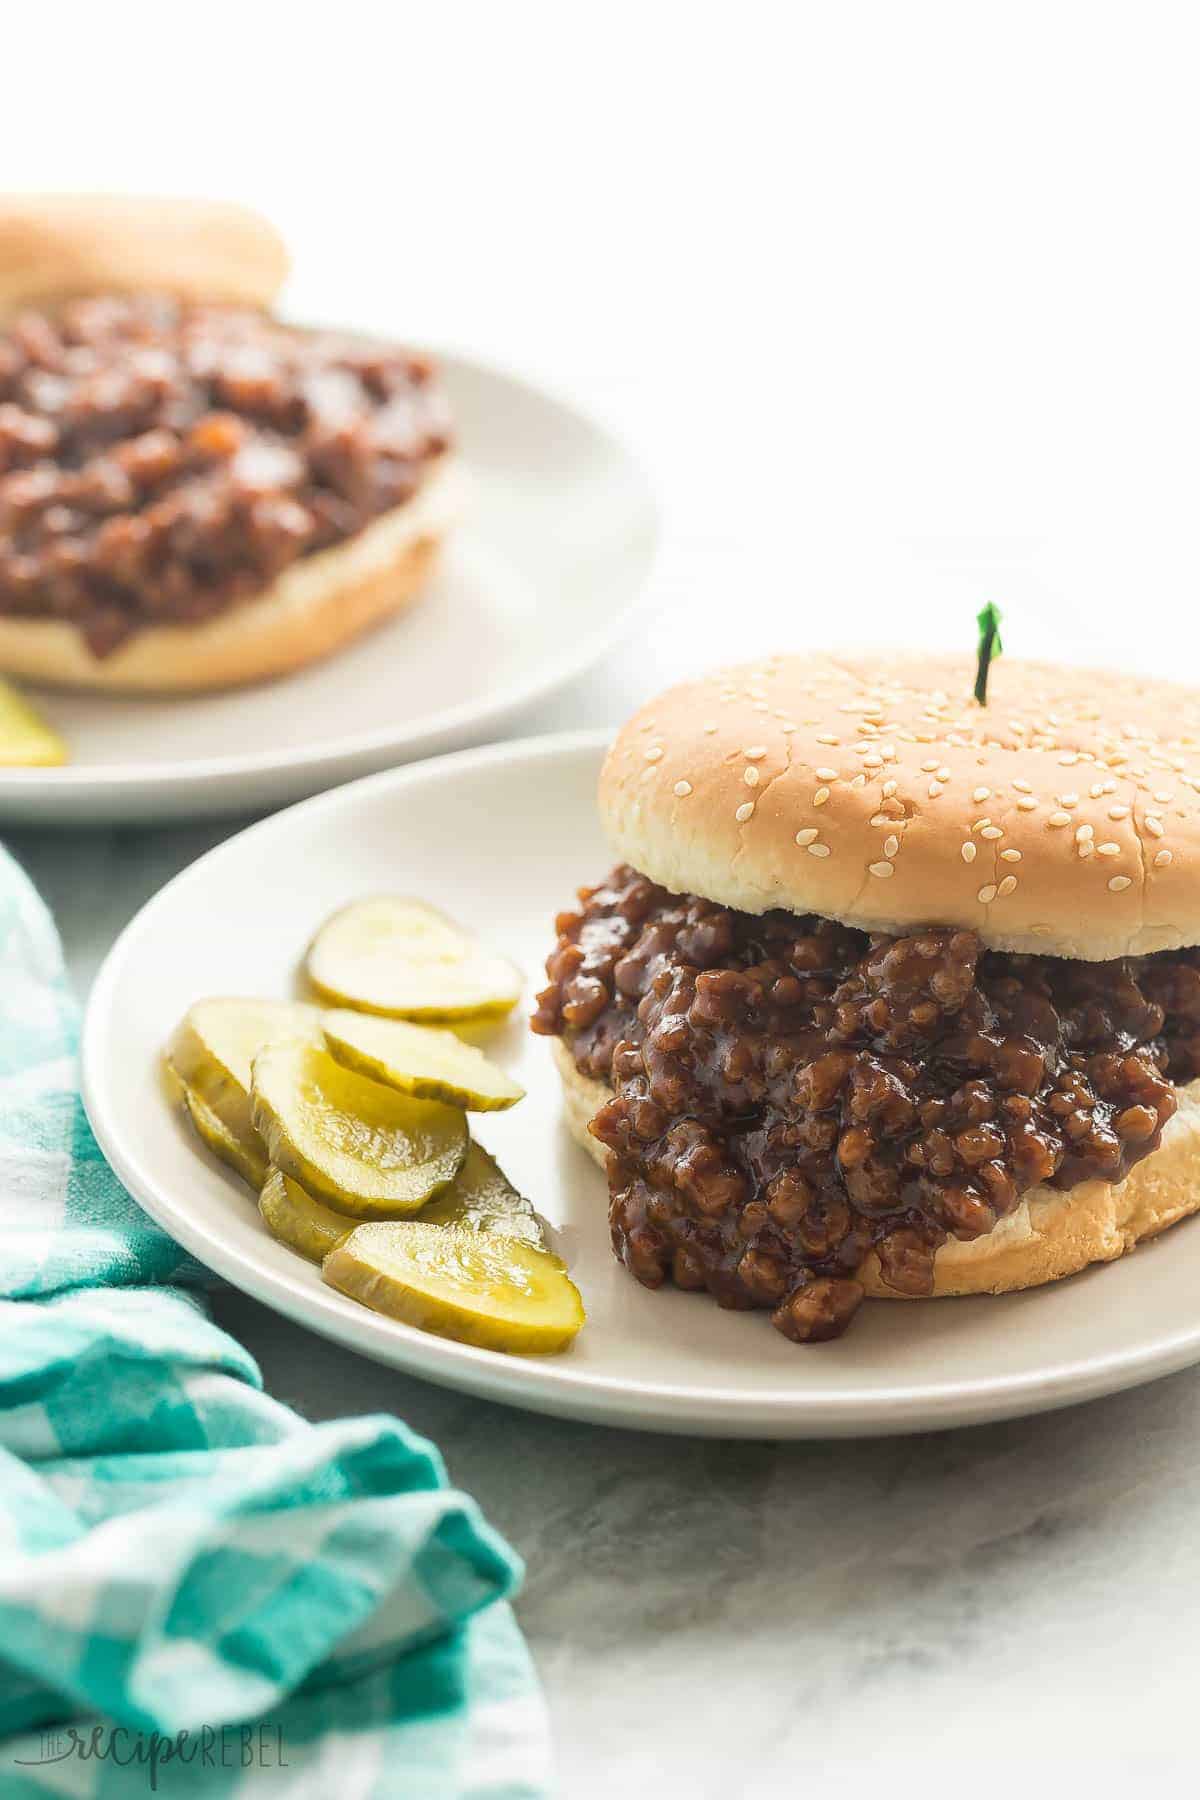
[83,733,1200,1437]
[0,355,657,825]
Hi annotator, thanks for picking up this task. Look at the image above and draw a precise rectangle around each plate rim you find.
[81,729,1200,1437]
[0,349,658,802]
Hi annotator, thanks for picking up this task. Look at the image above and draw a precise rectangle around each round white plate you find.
[0,355,657,825]
[83,732,1200,1437]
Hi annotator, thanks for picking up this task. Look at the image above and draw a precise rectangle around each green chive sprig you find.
[974,603,1003,705]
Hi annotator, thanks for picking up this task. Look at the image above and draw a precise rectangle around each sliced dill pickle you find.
[320,1010,524,1111]
[305,898,522,1022]
[250,1039,468,1216]
[421,1142,546,1249]
[259,1165,351,1263]
[0,681,67,766]
[169,997,321,1145]
[183,1083,269,1191]
[322,1221,585,1354]
[161,1055,188,1109]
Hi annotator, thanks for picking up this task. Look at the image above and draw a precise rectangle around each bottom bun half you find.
[0,457,462,694]
[549,1037,1200,1298]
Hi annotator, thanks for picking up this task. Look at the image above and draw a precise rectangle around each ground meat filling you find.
[532,865,1200,1341]
[0,294,451,656]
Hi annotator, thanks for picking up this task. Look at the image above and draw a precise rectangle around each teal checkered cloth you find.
[0,847,550,1798]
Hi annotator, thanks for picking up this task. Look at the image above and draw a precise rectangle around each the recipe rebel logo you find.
[11,1721,289,1788]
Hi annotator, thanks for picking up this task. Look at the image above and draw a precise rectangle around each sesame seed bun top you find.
[599,653,1200,961]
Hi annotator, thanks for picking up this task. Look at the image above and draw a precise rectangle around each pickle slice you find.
[322,1221,585,1354]
[250,1039,468,1217]
[169,997,320,1144]
[0,680,67,767]
[183,1084,269,1191]
[321,1010,524,1111]
[306,898,522,1021]
[259,1166,351,1263]
[421,1142,546,1249]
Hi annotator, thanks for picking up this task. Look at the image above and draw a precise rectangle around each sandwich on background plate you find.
[0,195,459,692]
[533,651,1200,1341]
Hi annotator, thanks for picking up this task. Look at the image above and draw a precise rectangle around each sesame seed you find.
[1001,848,1022,862]
[1075,824,1094,843]
[869,813,889,827]
[980,825,1003,840]
[961,842,977,864]
[808,842,831,858]
[1097,842,1120,857]
[1048,811,1071,828]
[978,884,998,904]
[1012,779,1032,793]
[1090,782,1105,799]
[997,876,1018,898]
[973,786,991,802]
[744,767,760,787]
[1059,793,1079,807]
[1145,815,1165,837]
[869,861,895,879]
[735,801,755,823]
[1155,789,1173,803]
[928,781,944,797]
[1017,797,1038,811]
[816,732,838,745]
[921,758,939,772]
[1108,805,1130,820]
[815,766,838,781]
[703,722,718,734]
[1155,849,1173,867]
[882,779,898,798]
[937,766,951,781]
[673,780,693,797]
[1108,876,1132,892]
[744,745,768,760]
[862,753,883,769]
[883,835,900,858]
[813,787,831,806]
[795,828,818,846]
[645,746,663,762]
[1060,753,1080,766]
[851,774,867,789]
[1078,842,1094,859]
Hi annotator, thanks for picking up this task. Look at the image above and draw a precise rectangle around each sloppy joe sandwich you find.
[0,196,458,691]
[532,653,1200,1341]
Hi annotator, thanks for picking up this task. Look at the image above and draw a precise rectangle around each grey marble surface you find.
[10,675,1198,1799]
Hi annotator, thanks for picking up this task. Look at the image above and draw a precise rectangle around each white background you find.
[9,0,1199,707]
[8,8,1200,1793]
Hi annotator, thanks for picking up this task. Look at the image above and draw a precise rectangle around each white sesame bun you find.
[0,194,289,318]
[0,456,460,693]
[600,653,1200,962]
[551,1039,1200,1299]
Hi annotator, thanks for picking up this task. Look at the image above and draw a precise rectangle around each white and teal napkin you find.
[0,845,550,1797]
